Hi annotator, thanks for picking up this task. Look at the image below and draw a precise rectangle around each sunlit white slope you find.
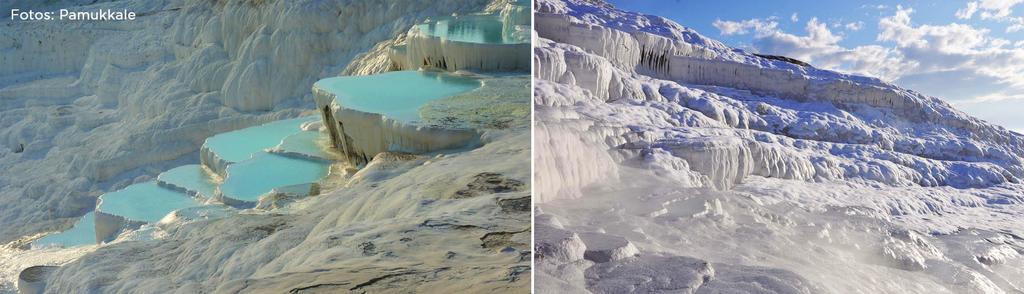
[534,0,1024,293]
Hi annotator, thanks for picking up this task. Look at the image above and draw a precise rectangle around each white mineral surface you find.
[534,0,1024,293]
[0,0,530,292]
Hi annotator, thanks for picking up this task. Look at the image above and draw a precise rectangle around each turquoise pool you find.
[97,182,201,223]
[219,152,330,202]
[157,164,219,198]
[32,117,335,246]
[417,15,525,44]
[204,116,318,163]
[315,71,479,123]
[275,130,331,160]
[32,212,96,248]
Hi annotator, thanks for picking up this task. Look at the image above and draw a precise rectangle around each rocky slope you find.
[1,0,531,292]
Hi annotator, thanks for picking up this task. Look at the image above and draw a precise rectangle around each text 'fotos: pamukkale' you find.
[10,9,136,21]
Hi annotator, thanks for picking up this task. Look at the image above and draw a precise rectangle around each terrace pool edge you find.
[313,71,484,166]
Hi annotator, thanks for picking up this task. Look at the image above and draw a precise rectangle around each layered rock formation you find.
[534,0,1024,293]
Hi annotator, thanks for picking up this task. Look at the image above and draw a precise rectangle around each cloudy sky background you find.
[608,0,1024,133]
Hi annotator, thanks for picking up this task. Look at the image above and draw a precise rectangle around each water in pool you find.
[275,130,331,160]
[219,152,330,202]
[32,212,96,248]
[204,116,317,163]
[157,164,219,198]
[417,15,524,44]
[97,182,200,223]
[316,71,480,123]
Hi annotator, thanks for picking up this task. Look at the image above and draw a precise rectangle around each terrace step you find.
[217,152,330,208]
[94,182,201,242]
[156,164,220,199]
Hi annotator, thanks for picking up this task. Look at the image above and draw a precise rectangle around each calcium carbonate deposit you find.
[0,0,530,292]
[534,0,1024,293]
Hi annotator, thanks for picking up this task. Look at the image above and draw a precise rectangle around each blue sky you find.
[607,0,1024,133]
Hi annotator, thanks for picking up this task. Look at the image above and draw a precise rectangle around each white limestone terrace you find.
[93,182,201,243]
[14,46,530,293]
[534,0,1022,150]
[534,0,1024,196]
[314,70,482,165]
[182,115,336,208]
[0,0,498,250]
[267,128,336,162]
[315,2,531,166]
[29,213,96,250]
[200,116,319,177]
[156,164,219,199]
[0,0,531,292]
[534,0,1024,293]
[217,152,330,207]
[392,0,530,72]
[15,265,57,294]
[29,114,337,247]
[315,70,530,166]
[29,164,221,248]
[195,115,335,207]
[38,125,532,293]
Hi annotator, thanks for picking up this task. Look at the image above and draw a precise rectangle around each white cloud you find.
[1008,17,1024,32]
[845,21,864,31]
[964,92,1024,103]
[878,6,990,56]
[712,6,1024,130]
[791,13,799,23]
[977,0,1024,19]
[956,1,1024,33]
[862,4,888,10]
[713,6,1024,102]
[879,6,1024,99]
[958,0,1024,32]
[721,16,910,80]
[957,0,1024,19]
[875,6,1024,88]
[956,1,979,19]
[991,38,1011,48]
[712,18,779,36]
[951,94,1024,131]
